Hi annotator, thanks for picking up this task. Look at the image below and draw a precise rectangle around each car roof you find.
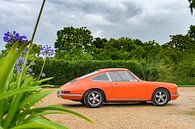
[98,68,129,72]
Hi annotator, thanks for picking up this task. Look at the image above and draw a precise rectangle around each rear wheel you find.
[152,88,169,106]
[83,89,104,108]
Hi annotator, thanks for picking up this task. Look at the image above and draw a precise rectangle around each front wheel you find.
[83,89,104,108]
[152,88,169,106]
[80,100,85,105]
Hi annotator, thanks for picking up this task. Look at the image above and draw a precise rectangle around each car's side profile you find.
[57,68,179,108]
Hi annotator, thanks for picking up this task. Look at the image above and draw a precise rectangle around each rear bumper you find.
[171,93,179,100]
[57,90,82,100]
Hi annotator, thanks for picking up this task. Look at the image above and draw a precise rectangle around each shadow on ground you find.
[61,102,177,108]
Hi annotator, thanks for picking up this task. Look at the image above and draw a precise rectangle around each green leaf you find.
[0,87,39,100]
[19,105,94,124]
[20,111,65,123]
[20,76,34,88]
[0,42,29,92]
[19,89,56,109]
[38,77,54,83]
[11,117,68,129]
[40,84,55,88]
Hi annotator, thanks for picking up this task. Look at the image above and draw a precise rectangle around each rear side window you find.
[108,71,130,82]
[92,73,110,81]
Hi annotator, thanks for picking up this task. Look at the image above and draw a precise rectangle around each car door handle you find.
[113,84,118,86]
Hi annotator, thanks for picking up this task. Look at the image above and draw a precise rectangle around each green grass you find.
[178,85,195,87]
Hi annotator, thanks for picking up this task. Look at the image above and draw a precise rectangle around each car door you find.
[91,72,117,100]
[108,71,147,101]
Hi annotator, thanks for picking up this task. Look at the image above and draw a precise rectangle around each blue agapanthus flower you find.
[15,57,25,73]
[15,57,25,65]
[40,45,54,57]
[3,31,28,44]
[14,57,32,74]
[22,49,28,54]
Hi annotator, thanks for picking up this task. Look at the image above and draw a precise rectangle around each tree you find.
[91,37,108,60]
[142,40,161,60]
[163,34,195,63]
[165,34,194,51]
[189,0,195,14]
[187,25,195,40]
[55,27,93,58]
[92,37,107,49]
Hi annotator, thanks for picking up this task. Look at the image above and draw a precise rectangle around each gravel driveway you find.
[39,87,195,129]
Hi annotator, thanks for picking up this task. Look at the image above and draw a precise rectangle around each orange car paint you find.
[58,68,179,102]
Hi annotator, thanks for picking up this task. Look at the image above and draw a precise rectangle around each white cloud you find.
[0,0,194,50]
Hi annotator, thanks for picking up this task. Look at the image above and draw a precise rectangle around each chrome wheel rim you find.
[88,91,102,106]
[154,90,167,105]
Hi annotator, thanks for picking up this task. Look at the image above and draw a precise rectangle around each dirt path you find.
[39,87,195,129]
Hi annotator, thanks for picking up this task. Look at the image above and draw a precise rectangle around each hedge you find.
[32,60,158,85]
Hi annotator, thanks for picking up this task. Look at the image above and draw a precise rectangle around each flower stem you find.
[31,0,46,42]
[38,57,46,80]
[17,0,46,87]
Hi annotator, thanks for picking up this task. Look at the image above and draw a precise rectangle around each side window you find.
[92,73,110,81]
[125,71,137,81]
[108,71,129,82]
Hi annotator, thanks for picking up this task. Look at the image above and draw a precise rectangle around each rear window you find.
[92,73,110,81]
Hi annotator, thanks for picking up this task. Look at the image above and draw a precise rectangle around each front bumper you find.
[57,90,82,100]
[171,93,180,100]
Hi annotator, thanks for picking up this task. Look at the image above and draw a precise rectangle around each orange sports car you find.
[57,68,179,108]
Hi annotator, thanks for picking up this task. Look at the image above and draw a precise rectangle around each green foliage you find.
[55,52,94,60]
[0,43,41,59]
[0,0,93,128]
[2,25,195,87]
[91,37,145,60]
[187,25,195,40]
[33,60,150,85]
[163,35,195,63]
[175,52,195,84]
[29,43,42,59]
[55,27,93,58]
[0,44,93,129]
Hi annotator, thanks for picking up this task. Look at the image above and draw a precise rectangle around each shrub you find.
[33,60,146,85]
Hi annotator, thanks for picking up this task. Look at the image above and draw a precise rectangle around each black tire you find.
[80,100,85,105]
[140,101,147,104]
[152,88,170,106]
[83,89,104,108]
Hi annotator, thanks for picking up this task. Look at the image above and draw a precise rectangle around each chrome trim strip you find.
[106,72,112,82]
[57,91,82,97]
[61,94,82,96]
[90,80,111,82]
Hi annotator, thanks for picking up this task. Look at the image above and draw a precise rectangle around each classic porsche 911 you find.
[57,68,179,108]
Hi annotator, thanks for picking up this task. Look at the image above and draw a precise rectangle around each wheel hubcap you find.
[154,90,167,104]
[88,91,101,105]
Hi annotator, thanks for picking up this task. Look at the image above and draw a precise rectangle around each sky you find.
[0,0,194,50]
